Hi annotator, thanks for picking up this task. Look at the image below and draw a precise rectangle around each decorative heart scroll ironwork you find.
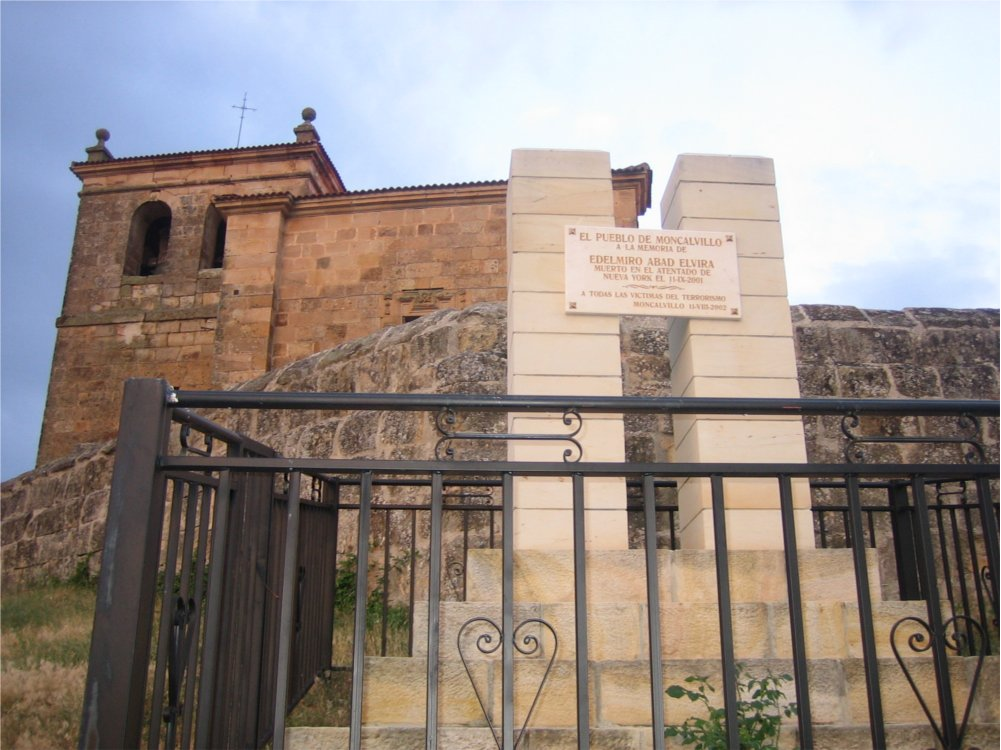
[889,614,987,749]
[435,406,583,461]
[457,616,559,750]
[164,596,196,745]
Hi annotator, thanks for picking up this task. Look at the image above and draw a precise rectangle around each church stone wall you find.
[271,201,508,368]
[3,303,996,584]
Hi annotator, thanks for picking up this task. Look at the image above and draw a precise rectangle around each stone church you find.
[7,107,998,750]
[38,108,651,464]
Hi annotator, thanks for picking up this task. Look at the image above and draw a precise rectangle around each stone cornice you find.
[290,183,509,215]
[210,169,652,217]
[214,192,296,217]
[71,141,344,195]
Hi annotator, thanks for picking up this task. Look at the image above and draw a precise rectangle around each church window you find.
[201,205,227,269]
[124,201,172,276]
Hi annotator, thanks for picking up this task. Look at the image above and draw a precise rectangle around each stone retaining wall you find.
[2,303,997,583]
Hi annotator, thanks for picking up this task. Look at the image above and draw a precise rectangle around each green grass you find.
[1,578,97,749]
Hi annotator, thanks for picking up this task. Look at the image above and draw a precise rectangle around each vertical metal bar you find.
[947,495,975,650]
[911,476,959,748]
[381,508,391,656]
[271,472,302,750]
[888,482,921,600]
[181,482,214,750]
[935,493,958,619]
[150,477,187,750]
[409,508,418,658]
[349,472,374,750]
[195,469,233,749]
[502,473,515,750]
[845,474,886,749]
[572,474,591,749]
[777,475,813,749]
[425,473,444,750]
[961,493,992,655]
[709,475,739,748]
[79,378,172,750]
[330,480,342,651]
[974,476,999,619]
[642,475,665,750]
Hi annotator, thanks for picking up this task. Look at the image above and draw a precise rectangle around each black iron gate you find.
[79,379,999,750]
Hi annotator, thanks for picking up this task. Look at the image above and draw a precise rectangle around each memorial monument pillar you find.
[661,155,813,549]
[506,149,628,550]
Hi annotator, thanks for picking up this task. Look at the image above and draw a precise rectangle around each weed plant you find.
[664,663,798,749]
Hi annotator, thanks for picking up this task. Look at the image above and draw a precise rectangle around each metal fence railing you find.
[79,379,999,750]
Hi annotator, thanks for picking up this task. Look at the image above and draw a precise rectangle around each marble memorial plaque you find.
[565,225,741,319]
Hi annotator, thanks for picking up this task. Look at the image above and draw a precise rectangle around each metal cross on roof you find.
[232,93,257,147]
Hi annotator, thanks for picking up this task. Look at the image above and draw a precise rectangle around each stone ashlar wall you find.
[38,163,647,466]
[2,303,997,584]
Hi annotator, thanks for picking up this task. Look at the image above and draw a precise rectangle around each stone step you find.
[287,722,1001,750]
[411,599,941,661]
[353,654,998,729]
[465,548,882,605]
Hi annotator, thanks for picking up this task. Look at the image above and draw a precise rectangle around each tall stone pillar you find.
[661,155,813,549]
[506,149,628,550]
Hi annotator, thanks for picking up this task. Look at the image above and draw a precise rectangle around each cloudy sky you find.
[1,0,998,480]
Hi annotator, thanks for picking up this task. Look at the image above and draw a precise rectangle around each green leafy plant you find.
[664,663,797,749]
[333,551,410,630]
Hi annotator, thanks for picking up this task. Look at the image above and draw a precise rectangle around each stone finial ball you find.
[301,107,316,122]
[96,128,110,142]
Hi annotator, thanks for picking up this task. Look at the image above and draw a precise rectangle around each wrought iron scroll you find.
[163,596,196,749]
[435,407,583,461]
[889,615,987,749]
[178,423,213,457]
[841,413,985,463]
[983,566,997,628]
[457,616,558,750]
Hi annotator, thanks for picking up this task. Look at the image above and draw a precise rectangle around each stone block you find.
[676,375,802,399]
[679,506,815,551]
[361,656,486,726]
[511,475,625,509]
[672,419,808,463]
[671,217,784,259]
[655,602,773,660]
[508,214,615,254]
[662,183,780,229]
[509,252,565,292]
[286,726,500,750]
[671,332,800,386]
[671,296,795,340]
[466,550,648,605]
[507,332,623,377]
[508,177,614,217]
[536,602,646,662]
[509,292,619,335]
[509,374,624,397]
[666,549,880,604]
[510,149,611,179]
[489,658,593,728]
[666,154,776,189]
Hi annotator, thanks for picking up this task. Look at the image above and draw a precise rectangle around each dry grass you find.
[1,581,96,749]
[0,579,414,742]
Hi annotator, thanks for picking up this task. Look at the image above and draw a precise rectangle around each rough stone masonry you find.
[1,302,996,583]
